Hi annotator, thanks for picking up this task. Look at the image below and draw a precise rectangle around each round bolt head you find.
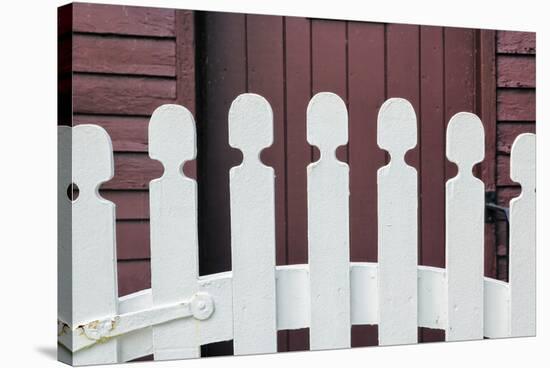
[191,292,215,320]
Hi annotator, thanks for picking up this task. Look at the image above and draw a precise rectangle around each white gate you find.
[58,93,536,365]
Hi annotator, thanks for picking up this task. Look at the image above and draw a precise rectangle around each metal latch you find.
[485,191,509,223]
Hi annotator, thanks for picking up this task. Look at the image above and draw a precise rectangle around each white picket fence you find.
[57,93,536,365]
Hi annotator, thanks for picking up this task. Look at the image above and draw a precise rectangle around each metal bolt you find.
[190,292,215,320]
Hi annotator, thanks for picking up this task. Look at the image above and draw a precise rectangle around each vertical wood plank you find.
[175,10,196,114]
[479,30,498,279]
[149,105,200,359]
[377,98,418,345]
[509,133,536,337]
[311,19,348,162]
[198,13,246,276]
[285,16,311,266]
[386,24,420,168]
[246,15,286,266]
[445,112,485,341]
[72,125,118,365]
[444,28,476,180]
[195,13,246,357]
[479,30,497,192]
[347,21,385,348]
[175,10,197,179]
[307,92,351,349]
[419,26,445,269]
[229,94,278,354]
[284,17,312,352]
[418,24,447,342]
[348,22,386,264]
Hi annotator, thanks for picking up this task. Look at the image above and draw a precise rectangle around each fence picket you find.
[57,126,72,365]
[72,125,119,365]
[509,133,536,337]
[57,94,536,364]
[307,92,351,349]
[149,105,200,359]
[377,98,418,345]
[445,112,485,341]
[229,94,278,354]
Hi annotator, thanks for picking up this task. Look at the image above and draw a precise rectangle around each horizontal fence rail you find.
[58,93,536,365]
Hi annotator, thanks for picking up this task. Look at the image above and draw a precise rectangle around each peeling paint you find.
[57,320,70,336]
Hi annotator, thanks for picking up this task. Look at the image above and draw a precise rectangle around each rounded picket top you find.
[446,112,485,169]
[377,98,417,157]
[307,92,348,154]
[72,124,114,195]
[510,133,536,190]
[229,93,273,156]
[149,104,196,173]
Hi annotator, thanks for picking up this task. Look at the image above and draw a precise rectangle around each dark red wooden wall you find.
[494,31,536,280]
[59,3,196,299]
[195,12,497,349]
[59,2,536,358]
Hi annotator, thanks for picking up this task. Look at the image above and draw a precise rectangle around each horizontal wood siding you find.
[117,260,151,296]
[497,123,536,154]
[104,153,163,190]
[73,34,176,76]
[494,31,536,281]
[73,115,149,152]
[497,56,535,88]
[73,3,175,37]
[101,191,150,219]
[497,89,536,121]
[116,221,151,260]
[73,74,176,115]
[496,31,535,54]
[69,4,196,306]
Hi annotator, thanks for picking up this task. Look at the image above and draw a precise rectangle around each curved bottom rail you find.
[59,263,511,362]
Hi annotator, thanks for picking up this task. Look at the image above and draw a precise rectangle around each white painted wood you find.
[276,265,310,330]
[350,263,378,325]
[57,126,72,365]
[418,266,447,330]
[117,272,233,363]
[277,264,378,329]
[445,112,485,341]
[68,292,216,353]
[274,265,509,336]
[307,92,351,350]
[118,290,154,362]
[71,124,118,366]
[149,104,200,360]
[195,271,234,346]
[60,97,527,364]
[484,278,510,338]
[377,98,418,345]
[509,133,536,337]
[97,265,512,362]
[118,328,154,363]
[229,93,278,355]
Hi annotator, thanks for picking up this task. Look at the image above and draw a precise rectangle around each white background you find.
[0,0,545,366]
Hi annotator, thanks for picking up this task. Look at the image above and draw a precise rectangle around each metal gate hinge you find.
[58,292,215,353]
